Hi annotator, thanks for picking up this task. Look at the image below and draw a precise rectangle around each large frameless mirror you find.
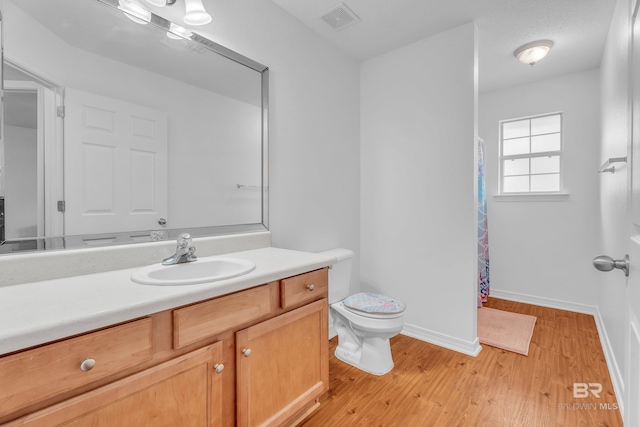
[0,0,269,254]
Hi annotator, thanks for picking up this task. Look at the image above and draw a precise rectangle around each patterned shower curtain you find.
[478,138,490,306]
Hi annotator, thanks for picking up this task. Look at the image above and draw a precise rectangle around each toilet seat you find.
[341,292,406,318]
[331,301,404,331]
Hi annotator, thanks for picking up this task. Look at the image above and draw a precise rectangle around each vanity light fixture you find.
[513,40,554,66]
[143,0,212,26]
[118,0,152,24]
[167,22,194,40]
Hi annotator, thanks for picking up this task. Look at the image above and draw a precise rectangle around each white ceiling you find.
[270,0,617,93]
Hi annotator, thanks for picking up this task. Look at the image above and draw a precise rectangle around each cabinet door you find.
[236,299,328,427]
[6,343,224,427]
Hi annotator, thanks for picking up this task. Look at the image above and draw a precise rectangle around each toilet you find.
[320,248,406,376]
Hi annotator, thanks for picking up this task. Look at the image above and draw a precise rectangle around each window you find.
[499,112,562,194]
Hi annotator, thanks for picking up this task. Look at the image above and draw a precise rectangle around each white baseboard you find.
[401,323,482,357]
[490,289,597,314]
[590,306,625,417]
[489,288,625,416]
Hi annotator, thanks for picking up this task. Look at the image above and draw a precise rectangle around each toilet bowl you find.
[319,248,406,376]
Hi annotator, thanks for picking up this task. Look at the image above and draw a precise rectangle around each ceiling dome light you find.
[514,40,554,66]
[184,0,212,26]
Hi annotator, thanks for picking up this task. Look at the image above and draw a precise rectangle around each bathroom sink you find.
[131,256,256,286]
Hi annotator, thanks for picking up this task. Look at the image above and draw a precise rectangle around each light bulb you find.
[184,0,212,26]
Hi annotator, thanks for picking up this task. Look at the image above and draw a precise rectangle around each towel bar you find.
[598,156,627,174]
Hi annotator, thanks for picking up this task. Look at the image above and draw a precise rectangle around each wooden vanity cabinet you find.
[0,268,329,427]
[236,299,328,427]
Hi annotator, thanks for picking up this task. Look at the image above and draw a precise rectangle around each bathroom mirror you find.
[0,0,269,254]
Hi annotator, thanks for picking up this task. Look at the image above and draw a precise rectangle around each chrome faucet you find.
[162,233,197,265]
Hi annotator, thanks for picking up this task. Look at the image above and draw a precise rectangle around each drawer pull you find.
[80,358,96,372]
[214,363,225,374]
[242,348,252,357]
[306,284,315,291]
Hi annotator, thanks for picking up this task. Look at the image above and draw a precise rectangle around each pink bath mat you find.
[478,307,536,356]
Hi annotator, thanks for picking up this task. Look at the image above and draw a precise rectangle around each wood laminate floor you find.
[300,298,623,427]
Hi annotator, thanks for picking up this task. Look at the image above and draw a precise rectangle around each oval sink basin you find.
[131,256,256,286]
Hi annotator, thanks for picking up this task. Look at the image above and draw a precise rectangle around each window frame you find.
[498,112,564,195]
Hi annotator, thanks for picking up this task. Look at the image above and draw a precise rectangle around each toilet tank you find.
[318,248,354,304]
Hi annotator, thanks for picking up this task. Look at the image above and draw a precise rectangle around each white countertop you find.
[0,247,336,356]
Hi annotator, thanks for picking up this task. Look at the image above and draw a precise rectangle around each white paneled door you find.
[64,89,168,236]
[628,0,640,424]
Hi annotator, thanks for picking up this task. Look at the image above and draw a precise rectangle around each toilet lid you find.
[341,292,406,315]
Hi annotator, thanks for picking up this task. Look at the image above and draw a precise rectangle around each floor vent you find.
[319,3,361,31]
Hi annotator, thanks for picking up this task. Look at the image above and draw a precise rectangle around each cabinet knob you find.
[242,348,252,357]
[306,284,315,291]
[80,358,96,372]
[214,363,224,374]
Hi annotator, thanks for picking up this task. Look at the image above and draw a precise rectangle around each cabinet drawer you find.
[173,284,274,349]
[0,318,152,419]
[280,268,328,309]
[4,343,224,427]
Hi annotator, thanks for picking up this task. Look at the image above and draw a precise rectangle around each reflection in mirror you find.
[0,0,269,254]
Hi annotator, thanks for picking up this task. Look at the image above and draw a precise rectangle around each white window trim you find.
[498,112,566,196]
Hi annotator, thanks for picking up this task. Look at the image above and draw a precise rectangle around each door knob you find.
[592,255,629,277]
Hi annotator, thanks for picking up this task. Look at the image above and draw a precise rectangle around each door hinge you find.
[57,106,65,118]
[57,200,66,213]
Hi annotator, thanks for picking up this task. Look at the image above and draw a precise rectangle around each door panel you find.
[626,240,640,425]
[64,88,167,235]
[628,1,640,423]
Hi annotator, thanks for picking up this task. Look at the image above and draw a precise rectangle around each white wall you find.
[479,69,601,310]
[186,0,362,287]
[4,126,37,238]
[598,0,631,407]
[360,23,479,355]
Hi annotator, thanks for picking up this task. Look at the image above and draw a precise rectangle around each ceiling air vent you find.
[319,3,361,31]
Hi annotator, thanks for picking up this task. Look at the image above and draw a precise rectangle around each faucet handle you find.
[177,233,192,247]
